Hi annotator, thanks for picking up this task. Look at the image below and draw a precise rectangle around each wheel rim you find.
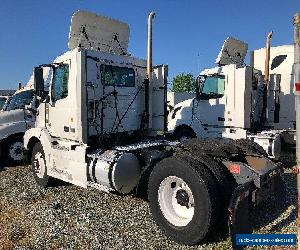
[33,152,46,178]
[9,141,24,161]
[158,176,195,227]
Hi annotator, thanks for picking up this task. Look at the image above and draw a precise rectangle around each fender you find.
[0,110,34,141]
[24,127,53,152]
[0,122,28,141]
[168,98,208,137]
[24,128,56,170]
[24,127,88,188]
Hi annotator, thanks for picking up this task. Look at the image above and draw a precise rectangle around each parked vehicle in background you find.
[0,85,35,164]
[252,45,295,130]
[168,36,295,159]
[0,69,51,165]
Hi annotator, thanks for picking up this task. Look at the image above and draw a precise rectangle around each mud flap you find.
[273,173,285,203]
[228,181,253,250]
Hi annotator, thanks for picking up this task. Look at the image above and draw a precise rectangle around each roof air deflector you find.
[68,10,130,55]
[216,37,248,66]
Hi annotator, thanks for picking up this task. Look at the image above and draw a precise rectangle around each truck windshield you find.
[5,90,34,111]
[201,75,225,99]
[0,97,6,110]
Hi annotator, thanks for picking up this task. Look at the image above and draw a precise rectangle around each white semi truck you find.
[24,11,283,246]
[168,36,295,159]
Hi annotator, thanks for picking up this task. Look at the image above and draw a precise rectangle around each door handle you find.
[218,117,225,121]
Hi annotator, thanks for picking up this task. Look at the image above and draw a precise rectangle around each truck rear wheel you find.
[31,142,53,188]
[148,157,219,245]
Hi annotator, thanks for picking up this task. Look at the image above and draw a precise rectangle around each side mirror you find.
[195,84,200,100]
[195,75,205,100]
[24,104,33,112]
[34,67,44,98]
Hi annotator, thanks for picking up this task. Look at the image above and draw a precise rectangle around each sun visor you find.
[68,11,130,55]
[216,37,248,66]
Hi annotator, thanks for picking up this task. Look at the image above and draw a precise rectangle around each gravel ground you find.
[0,163,297,250]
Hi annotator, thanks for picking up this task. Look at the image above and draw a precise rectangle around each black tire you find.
[273,174,286,205]
[174,127,196,141]
[4,136,26,165]
[31,142,53,188]
[148,156,219,245]
[178,152,237,229]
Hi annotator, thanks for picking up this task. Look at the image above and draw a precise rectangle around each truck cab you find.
[168,38,254,140]
[24,11,167,187]
[168,37,290,158]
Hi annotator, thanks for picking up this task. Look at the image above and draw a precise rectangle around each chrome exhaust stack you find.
[264,31,273,83]
[260,31,273,125]
[147,11,155,81]
[144,11,155,131]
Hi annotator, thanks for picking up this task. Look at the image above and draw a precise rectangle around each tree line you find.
[171,73,197,93]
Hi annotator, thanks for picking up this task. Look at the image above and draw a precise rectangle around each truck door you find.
[193,75,226,137]
[46,62,71,139]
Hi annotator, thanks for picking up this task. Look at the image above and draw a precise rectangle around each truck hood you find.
[173,98,194,110]
[169,98,195,120]
[0,109,25,126]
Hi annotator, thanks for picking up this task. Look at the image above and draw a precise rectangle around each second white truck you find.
[168,36,295,159]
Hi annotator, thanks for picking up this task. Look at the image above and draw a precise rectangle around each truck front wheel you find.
[174,127,196,142]
[148,157,219,245]
[31,142,53,188]
[4,136,25,165]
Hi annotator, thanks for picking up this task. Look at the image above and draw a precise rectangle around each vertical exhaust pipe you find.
[147,11,155,80]
[264,31,273,83]
[144,11,155,131]
[260,31,273,126]
[250,50,255,68]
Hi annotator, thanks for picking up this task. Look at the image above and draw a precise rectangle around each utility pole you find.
[293,12,300,249]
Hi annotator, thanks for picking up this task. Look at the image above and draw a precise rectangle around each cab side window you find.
[202,75,225,98]
[101,65,135,87]
[52,64,69,102]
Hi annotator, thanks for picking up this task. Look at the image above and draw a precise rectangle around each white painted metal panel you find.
[253,45,295,129]
[152,65,167,132]
[85,50,146,136]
